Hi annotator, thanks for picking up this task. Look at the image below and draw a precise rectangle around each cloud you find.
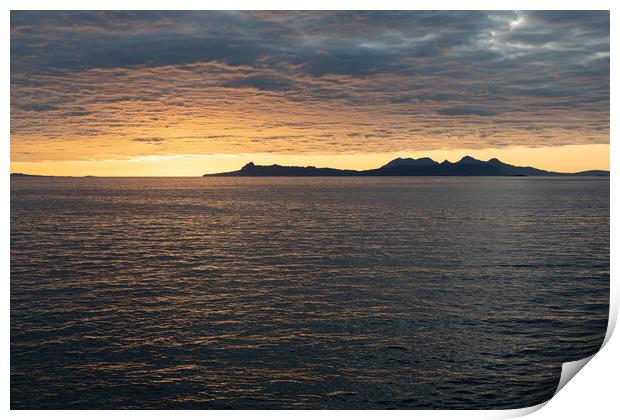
[13,103,60,112]
[9,11,609,162]
[223,75,298,92]
[133,136,166,143]
[437,107,502,117]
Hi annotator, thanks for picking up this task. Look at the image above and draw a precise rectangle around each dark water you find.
[11,177,609,409]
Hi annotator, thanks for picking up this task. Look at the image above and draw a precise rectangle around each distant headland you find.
[204,156,610,177]
[10,173,45,177]
[10,173,96,178]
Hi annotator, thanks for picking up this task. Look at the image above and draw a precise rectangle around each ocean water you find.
[10,177,609,409]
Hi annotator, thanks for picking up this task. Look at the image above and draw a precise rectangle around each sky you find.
[10,11,610,176]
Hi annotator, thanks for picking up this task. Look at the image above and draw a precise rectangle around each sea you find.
[10,176,609,409]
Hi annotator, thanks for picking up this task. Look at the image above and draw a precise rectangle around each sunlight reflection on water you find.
[11,177,609,409]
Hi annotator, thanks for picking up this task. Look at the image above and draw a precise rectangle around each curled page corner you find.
[554,355,595,396]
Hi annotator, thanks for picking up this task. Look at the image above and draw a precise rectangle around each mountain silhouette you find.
[224,162,360,176]
[381,157,437,168]
[204,157,609,177]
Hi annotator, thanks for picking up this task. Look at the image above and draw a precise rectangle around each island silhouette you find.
[204,156,609,177]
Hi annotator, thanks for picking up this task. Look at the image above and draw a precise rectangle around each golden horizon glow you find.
[10,144,610,177]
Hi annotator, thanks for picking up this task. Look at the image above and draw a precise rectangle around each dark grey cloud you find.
[13,103,60,112]
[11,11,607,77]
[62,110,92,117]
[437,107,502,117]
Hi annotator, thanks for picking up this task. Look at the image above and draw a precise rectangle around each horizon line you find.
[10,154,611,178]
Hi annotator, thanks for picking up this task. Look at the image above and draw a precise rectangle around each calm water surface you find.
[11,177,609,409]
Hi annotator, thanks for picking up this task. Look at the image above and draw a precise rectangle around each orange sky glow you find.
[10,144,610,177]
